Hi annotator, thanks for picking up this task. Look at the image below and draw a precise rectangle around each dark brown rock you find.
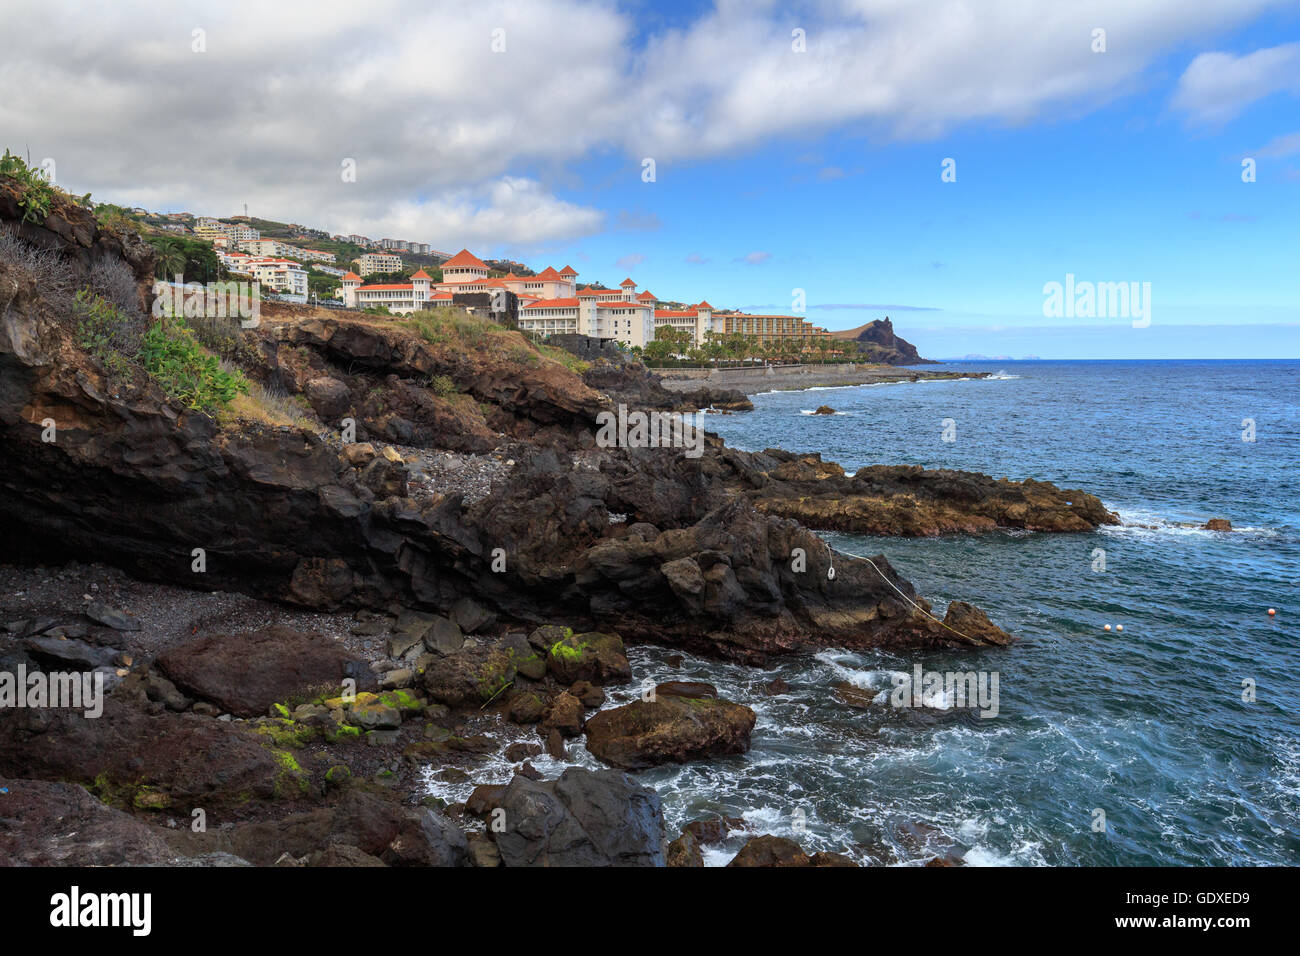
[667,830,704,867]
[155,626,353,718]
[727,835,810,867]
[584,695,755,770]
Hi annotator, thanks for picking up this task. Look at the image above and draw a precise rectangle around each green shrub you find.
[0,149,58,224]
[138,320,249,411]
[71,289,143,375]
[427,374,457,397]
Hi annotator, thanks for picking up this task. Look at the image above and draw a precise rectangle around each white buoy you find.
[1115,624,1124,632]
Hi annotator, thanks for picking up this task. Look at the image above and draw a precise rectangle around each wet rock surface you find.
[584,694,757,770]
[491,768,666,867]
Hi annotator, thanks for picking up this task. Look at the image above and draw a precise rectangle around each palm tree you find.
[152,237,186,281]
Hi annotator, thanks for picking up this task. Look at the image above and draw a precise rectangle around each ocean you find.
[426,360,1300,865]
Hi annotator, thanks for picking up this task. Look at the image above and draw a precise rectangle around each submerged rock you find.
[1204,518,1232,531]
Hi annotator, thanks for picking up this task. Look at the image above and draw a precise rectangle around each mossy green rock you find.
[546,631,631,685]
[421,647,516,708]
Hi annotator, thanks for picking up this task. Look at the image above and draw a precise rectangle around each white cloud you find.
[1172,42,1300,124]
[1257,131,1300,157]
[0,0,1284,247]
[615,253,646,269]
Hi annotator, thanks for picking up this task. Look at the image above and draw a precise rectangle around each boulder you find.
[584,695,755,770]
[811,405,835,415]
[451,597,496,634]
[422,616,464,655]
[655,680,718,699]
[23,635,119,670]
[503,632,547,680]
[505,689,549,724]
[155,626,353,718]
[383,809,468,867]
[1204,518,1232,531]
[305,376,351,420]
[0,698,297,810]
[727,835,810,867]
[492,768,665,867]
[666,830,704,867]
[0,778,179,866]
[85,603,142,631]
[545,630,631,685]
[940,601,1013,647]
[421,646,516,708]
[541,691,584,737]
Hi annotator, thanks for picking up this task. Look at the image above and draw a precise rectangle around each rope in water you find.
[831,549,980,644]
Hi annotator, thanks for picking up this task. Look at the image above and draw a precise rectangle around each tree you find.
[151,237,186,280]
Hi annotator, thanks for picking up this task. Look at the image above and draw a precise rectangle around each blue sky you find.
[4,0,1298,358]
[511,3,1300,358]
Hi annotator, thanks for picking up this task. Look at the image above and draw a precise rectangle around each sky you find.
[1,0,1298,358]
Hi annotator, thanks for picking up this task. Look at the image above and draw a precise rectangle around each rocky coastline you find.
[0,189,1118,866]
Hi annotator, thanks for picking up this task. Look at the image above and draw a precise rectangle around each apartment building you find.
[355,252,403,275]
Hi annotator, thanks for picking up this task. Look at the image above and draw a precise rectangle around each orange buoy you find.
[1268,608,1276,616]
[1104,624,1112,631]
[1115,624,1124,632]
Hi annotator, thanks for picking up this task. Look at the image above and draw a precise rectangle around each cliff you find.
[829,317,934,365]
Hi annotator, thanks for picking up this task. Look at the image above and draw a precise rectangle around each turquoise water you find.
[644,360,1299,865]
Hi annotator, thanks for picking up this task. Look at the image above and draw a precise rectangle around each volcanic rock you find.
[584,694,756,770]
[155,626,354,718]
[491,768,665,867]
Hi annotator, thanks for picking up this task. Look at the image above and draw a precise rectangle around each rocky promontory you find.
[0,182,1119,866]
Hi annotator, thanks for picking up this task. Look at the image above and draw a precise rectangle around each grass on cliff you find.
[401,309,590,376]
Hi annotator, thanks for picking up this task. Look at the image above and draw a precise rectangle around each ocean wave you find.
[1100,507,1282,540]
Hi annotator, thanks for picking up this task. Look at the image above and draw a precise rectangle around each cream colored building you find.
[355,252,403,276]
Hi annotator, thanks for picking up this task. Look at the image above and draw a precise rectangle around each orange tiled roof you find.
[619,278,636,287]
[535,266,561,280]
[637,290,656,300]
[558,265,578,276]
[342,271,361,280]
[442,248,487,269]
[522,297,580,309]
[410,268,432,279]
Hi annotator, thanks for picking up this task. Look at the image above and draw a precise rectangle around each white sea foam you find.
[1101,507,1281,540]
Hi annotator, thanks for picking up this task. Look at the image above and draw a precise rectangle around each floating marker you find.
[1268,608,1276,616]
[1115,624,1124,632]
[1104,624,1112,631]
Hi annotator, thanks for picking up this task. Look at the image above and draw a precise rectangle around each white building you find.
[247,258,308,302]
[195,218,260,242]
[356,252,403,276]
[340,269,434,314]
